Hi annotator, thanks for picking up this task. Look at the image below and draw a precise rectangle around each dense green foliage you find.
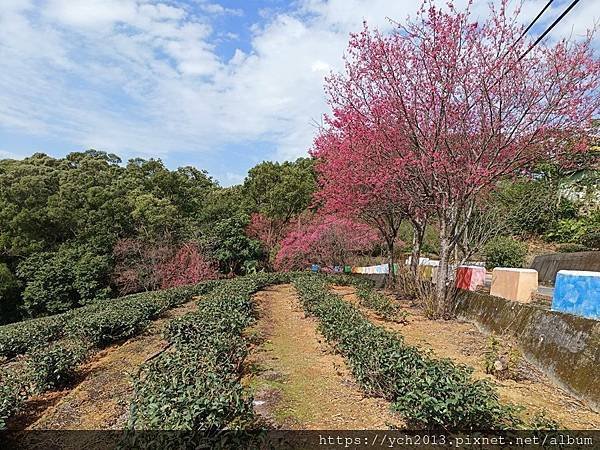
[0,264,20,324]
[27,341,88,392]
[492,153,599,246]
[0,314,65,359]
[0,152,318,324]
[242,159,316,223]
[0,151,220,322]
[129,273,291,431]
[202,215,263,274]
[0,367,24,429]
[16,245,112,317]
[293,274,519,429]
[544,210,600,246]
[483,237,527,270]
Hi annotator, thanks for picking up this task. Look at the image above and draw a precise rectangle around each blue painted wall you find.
[552,271,600,320]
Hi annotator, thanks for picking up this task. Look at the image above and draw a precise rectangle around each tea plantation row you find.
[293,274,521,429]
[128,273,293,431]
[0,280,220,429]
[0,281,221,360]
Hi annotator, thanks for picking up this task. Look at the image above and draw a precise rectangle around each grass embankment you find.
[0,281,219,429]
[293,274,520,429]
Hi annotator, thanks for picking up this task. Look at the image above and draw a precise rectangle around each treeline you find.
[1,147,598,325]
[0,151,315,324]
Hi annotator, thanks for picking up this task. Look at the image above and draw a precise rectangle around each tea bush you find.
[293,274,520,429]
[27,341,89,392]
[0,281,219,360]
[0,314,66,359]
[0,367,26,429]
[129,273,285,431]
[355,285,406,322]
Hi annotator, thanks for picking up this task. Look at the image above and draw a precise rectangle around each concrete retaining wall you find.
[354,273,387,288]
[454,290,600,411]
[531,251,600,284]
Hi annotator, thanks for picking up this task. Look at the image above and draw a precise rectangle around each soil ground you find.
[245,284,404,429]
[332,285,600,429]
[11,300,198,430]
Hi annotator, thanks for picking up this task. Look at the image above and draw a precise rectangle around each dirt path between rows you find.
[15,300,199,431]
[245,284,403,430]
[332,285,600,429]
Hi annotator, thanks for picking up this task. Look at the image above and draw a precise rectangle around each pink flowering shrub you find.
[113,239,218,294]
[245,212,289,254]
[159,243,219,289]
[274,214,380,271]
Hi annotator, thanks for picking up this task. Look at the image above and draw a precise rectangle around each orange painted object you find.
[455,265,486,291]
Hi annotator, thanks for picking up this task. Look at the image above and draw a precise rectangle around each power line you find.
[490,0,582,88]
[506,0,555,57]
[514,0,582,65]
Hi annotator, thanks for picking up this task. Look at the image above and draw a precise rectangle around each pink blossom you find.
[274,214,380,271]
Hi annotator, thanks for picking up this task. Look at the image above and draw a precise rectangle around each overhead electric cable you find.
[489,0,583,89]
[514,0,582,64]
[505,0,555,58]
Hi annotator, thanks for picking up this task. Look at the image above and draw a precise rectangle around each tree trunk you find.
[387,238,396,286]
[409,220,425,277]
[435,220,451,318]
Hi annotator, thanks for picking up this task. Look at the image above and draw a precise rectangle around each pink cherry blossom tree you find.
[245,212,290,267]
[274,213,380,271]
[322,0,600,315]
[159,242,219,288]
[311,122,418,282]
[113,239,218,293]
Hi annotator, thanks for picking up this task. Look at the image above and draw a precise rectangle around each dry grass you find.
[244,284,403,430]
[333,285,600,430]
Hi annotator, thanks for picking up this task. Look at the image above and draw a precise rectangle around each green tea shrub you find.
[0,279,221,427]
[27,341,88,392]
[0,280,219,359]
[0,314,66,359]
[129,273,281,430]
[0,368,26,430]
[355,286,406,322]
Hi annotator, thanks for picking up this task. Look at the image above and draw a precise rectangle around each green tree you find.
[0,263,20,324]
[16,245,111,317]
[243,158,316,222]
[203,215,262,275]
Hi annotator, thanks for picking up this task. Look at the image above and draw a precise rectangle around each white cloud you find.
[0,149,21,160]
[44,0,138,28]
[198,2,243,17]
[224,171,245,186]
[0,0,598,175]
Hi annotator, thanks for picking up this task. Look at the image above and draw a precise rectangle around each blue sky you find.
[0,0,597,185]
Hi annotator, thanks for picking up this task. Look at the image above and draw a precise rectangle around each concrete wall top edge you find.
[557,270,600,277]
[493,267,538,273]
